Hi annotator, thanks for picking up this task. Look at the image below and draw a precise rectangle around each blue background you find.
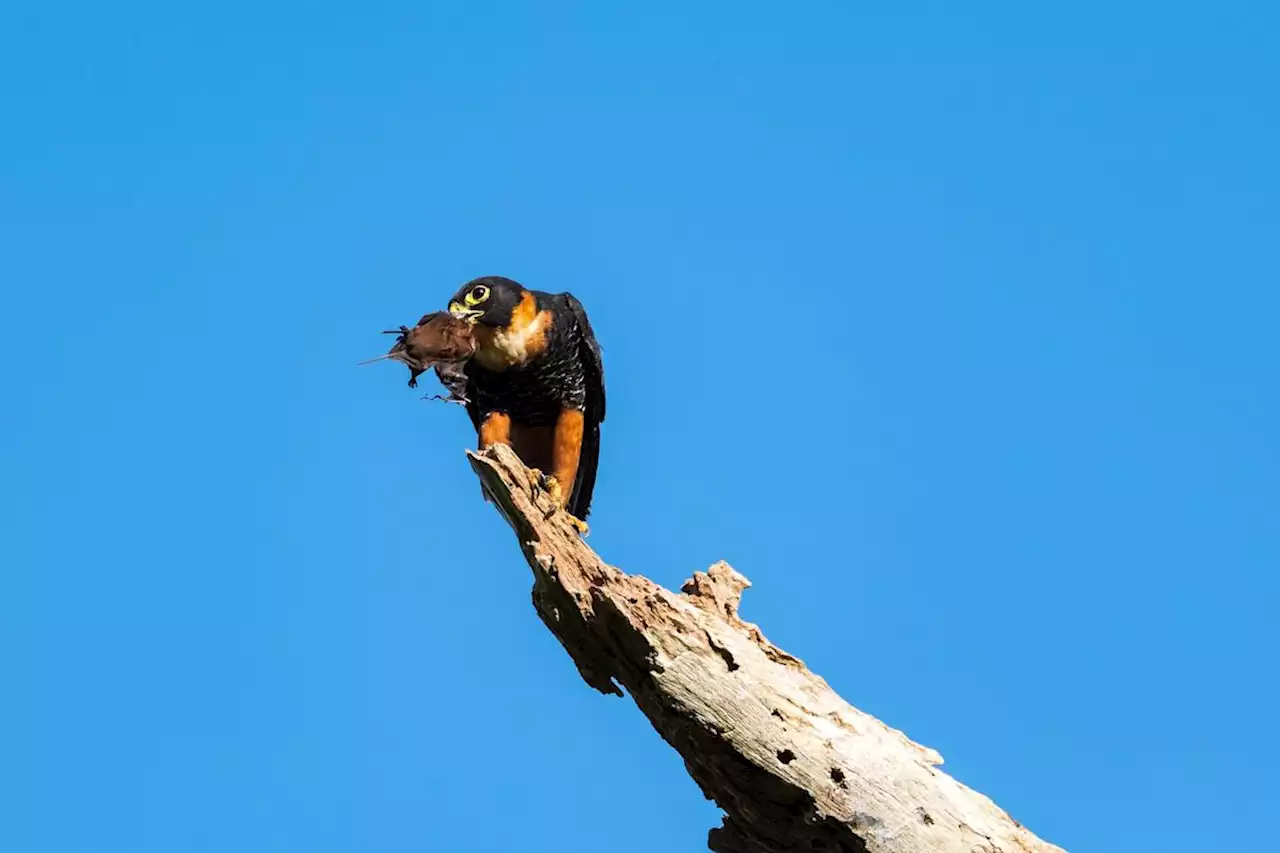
[3,3,1277,851]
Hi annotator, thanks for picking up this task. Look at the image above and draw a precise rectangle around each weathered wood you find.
[468,444,1066,853]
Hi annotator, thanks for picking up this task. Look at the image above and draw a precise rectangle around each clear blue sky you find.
[3,3,1276,851]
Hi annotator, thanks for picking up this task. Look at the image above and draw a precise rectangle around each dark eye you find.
[470,285,490,302]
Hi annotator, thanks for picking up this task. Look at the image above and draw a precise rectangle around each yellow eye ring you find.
[464,285,490,306]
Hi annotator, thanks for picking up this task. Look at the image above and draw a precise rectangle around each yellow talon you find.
[543,475,564,507]
[524,469,587,535]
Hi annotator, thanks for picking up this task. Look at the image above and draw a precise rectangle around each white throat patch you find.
[480,310,548,368]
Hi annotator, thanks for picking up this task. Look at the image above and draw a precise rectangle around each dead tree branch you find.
[468,444,1066,853]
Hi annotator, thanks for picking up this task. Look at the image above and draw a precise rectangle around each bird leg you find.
[478,412,511,449]
[550,408,589,535]
[550,409,585,503]
[505,423,556,512]
[492,414,589,535]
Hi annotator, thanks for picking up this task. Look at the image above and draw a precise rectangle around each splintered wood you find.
[467,444,1066,853]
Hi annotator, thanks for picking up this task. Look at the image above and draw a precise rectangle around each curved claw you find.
[524,469,588,535]
[541,475,564,508]
[566,514,590,537]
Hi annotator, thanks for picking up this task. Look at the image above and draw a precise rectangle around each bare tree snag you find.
[468,444,1067,853]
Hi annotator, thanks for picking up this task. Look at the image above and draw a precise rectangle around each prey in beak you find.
[359,311,477,390]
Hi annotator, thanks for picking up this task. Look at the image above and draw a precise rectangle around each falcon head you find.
[447,276,526,327]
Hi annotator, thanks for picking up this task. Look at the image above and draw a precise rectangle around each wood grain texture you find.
[467,443,1067,853]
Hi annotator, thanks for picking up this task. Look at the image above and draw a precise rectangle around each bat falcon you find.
[441,276,605,530]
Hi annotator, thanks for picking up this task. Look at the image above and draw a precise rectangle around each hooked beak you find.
[448,301,483,323]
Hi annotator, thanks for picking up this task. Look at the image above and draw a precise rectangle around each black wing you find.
[560,292,605,520]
